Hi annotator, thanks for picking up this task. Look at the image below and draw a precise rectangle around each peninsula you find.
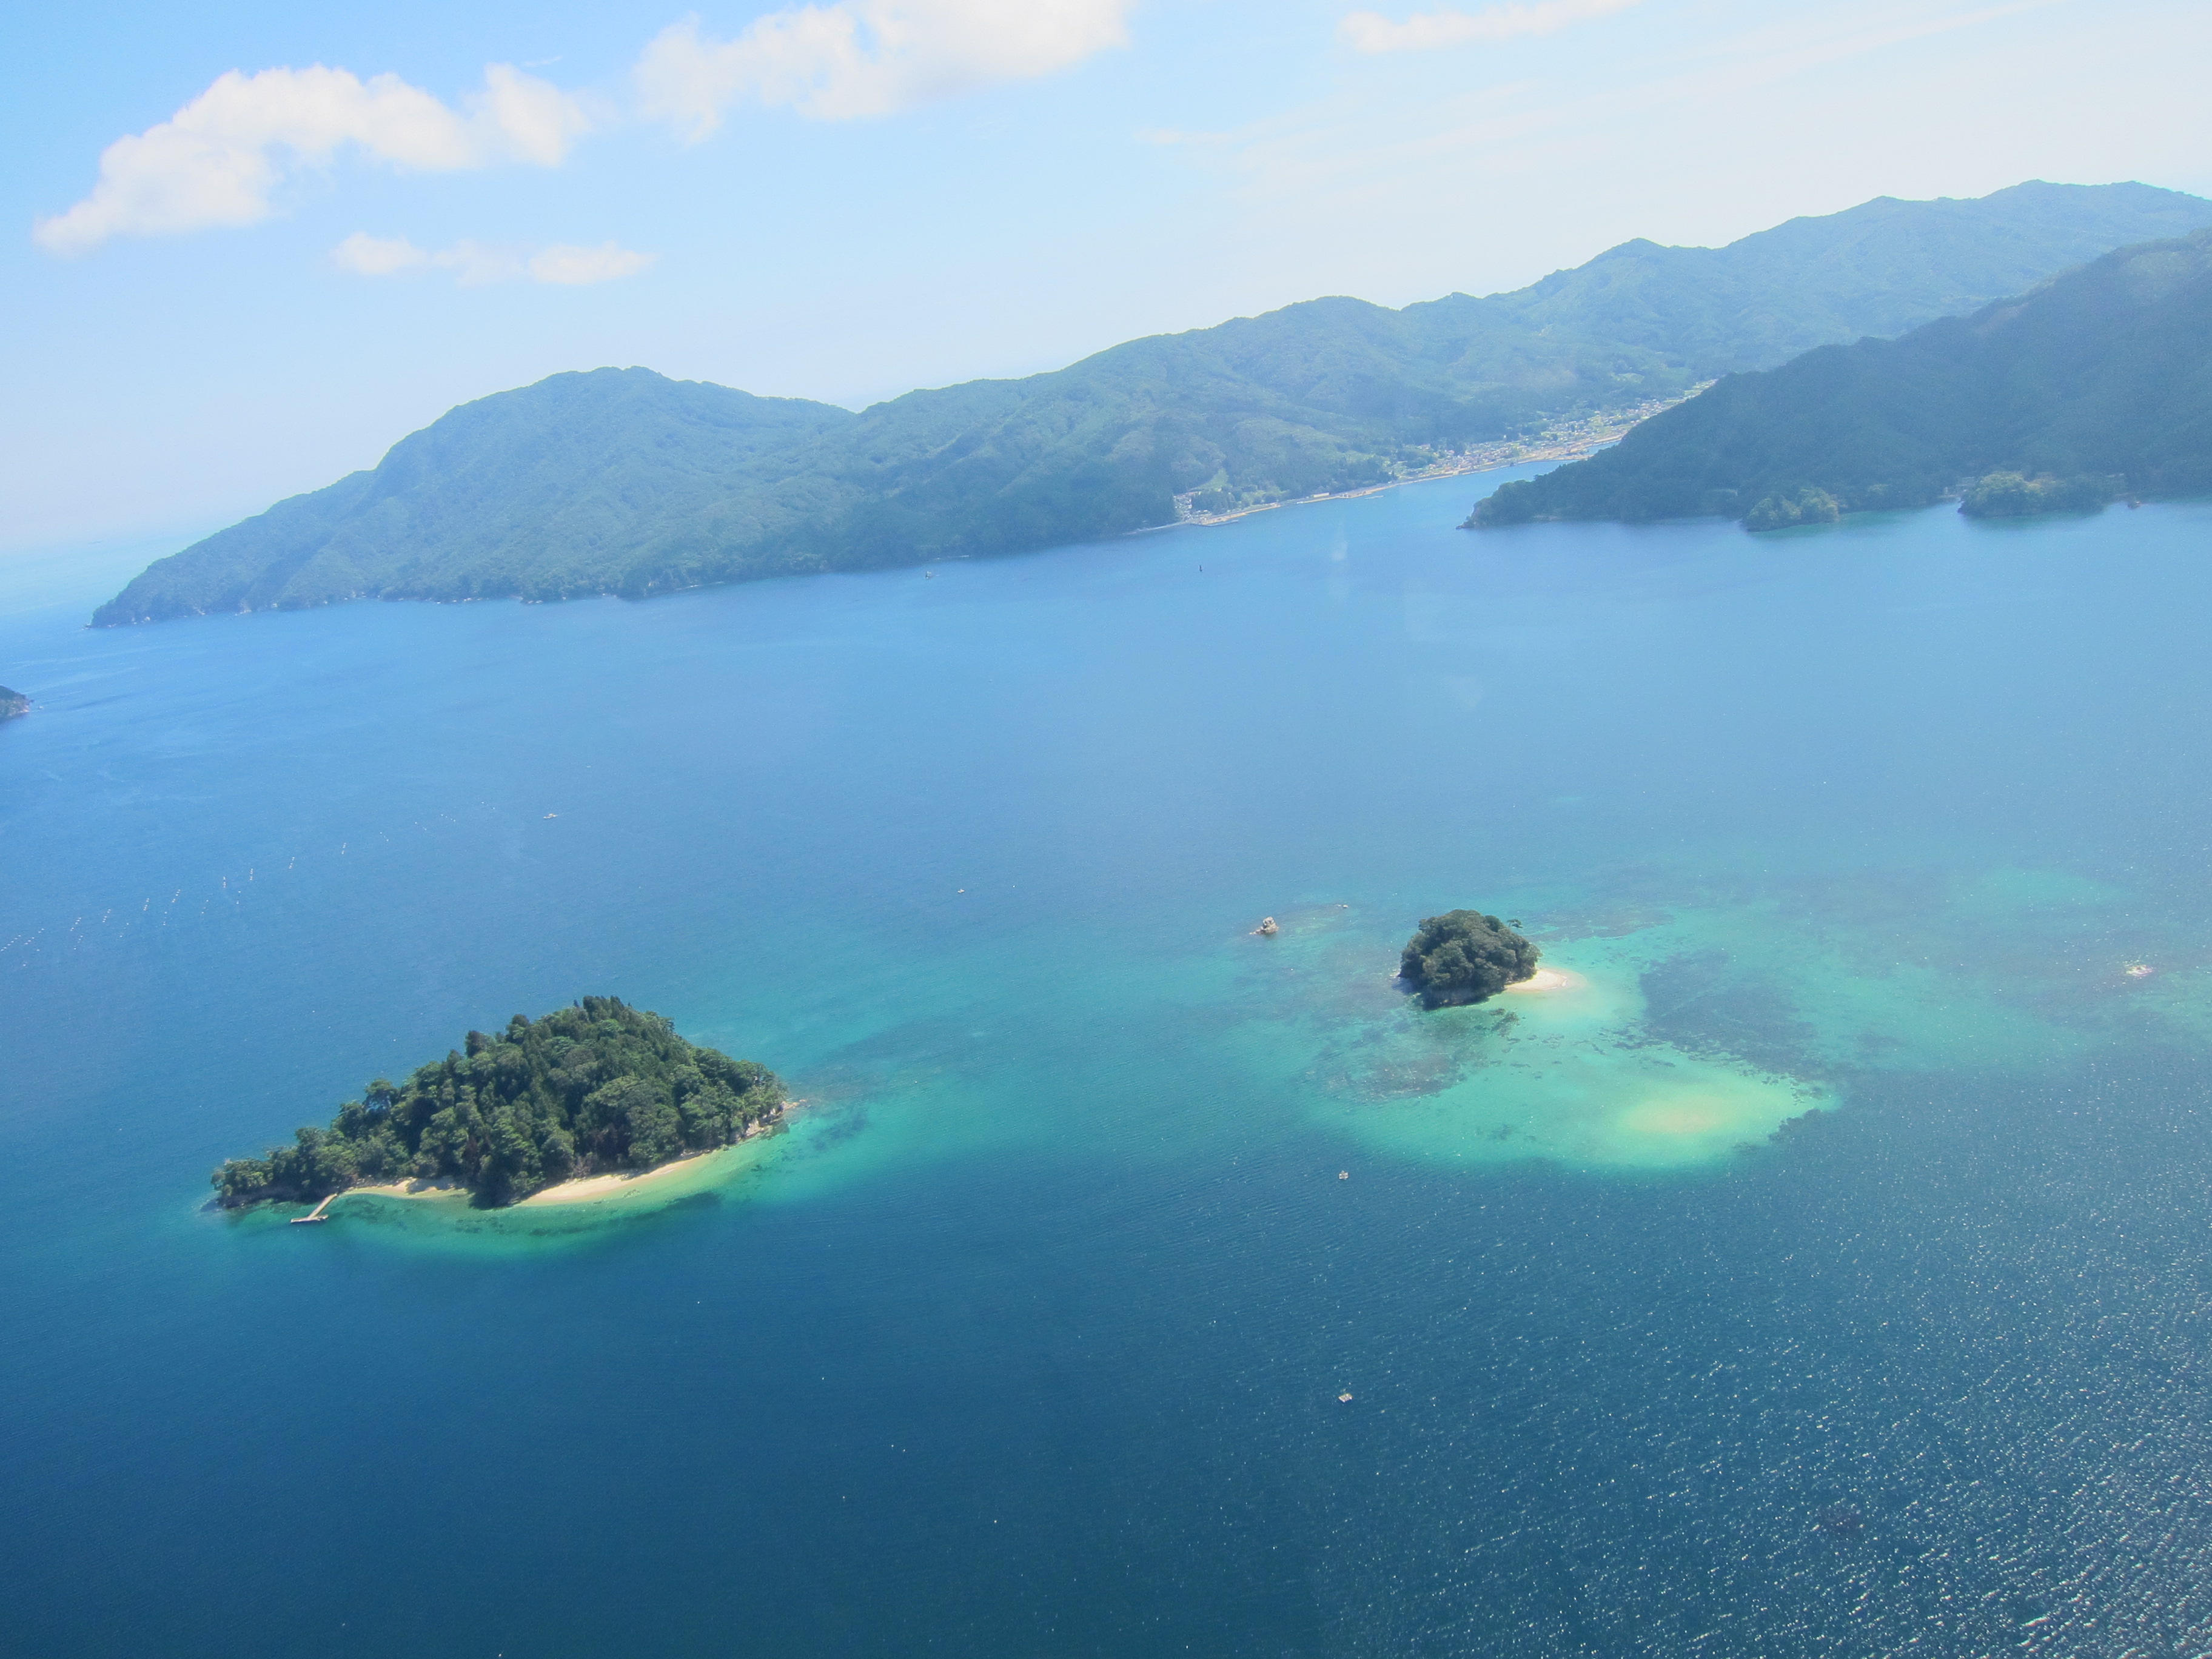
[1467,227,2212,531]
[1399,911,1541,1008]
[0,686,25,721]
[211,996,785,1211]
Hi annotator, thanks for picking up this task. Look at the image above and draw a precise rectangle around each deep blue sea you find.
[7,475,2212,1657]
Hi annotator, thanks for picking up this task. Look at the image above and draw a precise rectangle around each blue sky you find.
[6,0,2208,553]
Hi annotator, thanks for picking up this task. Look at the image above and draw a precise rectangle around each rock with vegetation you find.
[1744,486,1842,532]
[1469,226,2212,532]
[95,183,2211,625]
[1957,470,2117,518]
[1399,911,1541,1008]
[0,687,25,721]
[211,996,785,1210]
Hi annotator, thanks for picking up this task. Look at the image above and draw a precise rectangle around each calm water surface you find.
[5,476,2212,1657]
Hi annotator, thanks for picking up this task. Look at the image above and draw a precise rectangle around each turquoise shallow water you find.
[6,478,2212,1655]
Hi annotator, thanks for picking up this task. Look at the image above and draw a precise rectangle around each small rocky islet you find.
[1397,910,1541,1008]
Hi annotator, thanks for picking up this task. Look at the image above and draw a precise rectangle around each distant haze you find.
[6,0,2211,552]
[95,183,2212,626]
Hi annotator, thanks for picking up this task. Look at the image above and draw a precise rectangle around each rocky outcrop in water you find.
[1399,911,1540,1008]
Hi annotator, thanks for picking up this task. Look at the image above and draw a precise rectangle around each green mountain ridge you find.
[1469,226,2212,531]
[95,181,2212,625]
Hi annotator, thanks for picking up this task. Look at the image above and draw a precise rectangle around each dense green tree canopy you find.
[1399,912,1541,1009]
[96,183,2210,625]
[211,996,785,1210]
[1957,471,2117,518]
[1469,227,2212,532]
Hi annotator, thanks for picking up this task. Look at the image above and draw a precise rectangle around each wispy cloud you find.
[330,231,434,275]
[1241,0,2057,212]
[35,63,589,255]
[1341,0,1646,54]
[1134,127,1237,147]
[635,0,1134,138]
[330,233,654,286]
[526,242,658,284]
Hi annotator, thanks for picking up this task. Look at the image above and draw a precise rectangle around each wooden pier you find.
[290,1191,343,1225]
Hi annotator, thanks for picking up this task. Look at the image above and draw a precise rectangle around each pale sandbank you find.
[1504,967,1588,997]
[314,1138,765,1216]
[515,1149,726,1207]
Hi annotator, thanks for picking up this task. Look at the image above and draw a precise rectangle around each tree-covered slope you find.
[1450,180,2212,375]
[98,182,2212,623]
[98,372,856,622]
[1470,228,2212,530]
[212,996,786,1209]
[1399,910,1541,1008]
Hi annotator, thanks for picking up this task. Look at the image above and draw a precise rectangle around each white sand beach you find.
[1505,967,1588,997]
[514,1151,722,1207]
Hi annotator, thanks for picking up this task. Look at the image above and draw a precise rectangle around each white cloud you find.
[1341,0,1644,53]
[1136,126,1236,147]
[331,233,655,286]
[528,241,659,284]
[1227,0,2062,240]
[35,63,590,255]
[330,230,429,275]
[472,62,593,164]
[635,0,1133,138]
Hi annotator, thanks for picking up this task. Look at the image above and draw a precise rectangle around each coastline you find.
[308,1121,791,1219]
[1158,386,1711,532]
[342,1177,468,1204]
[1506,967,1589,997]
[1384,964,1590,1004]
[515,1147,731,1207]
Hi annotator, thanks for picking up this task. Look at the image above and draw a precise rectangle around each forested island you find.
[0,687,25,721]
[92,182,2210,625]
[1399,911,1541,1008]
[211,997,785,1210]
[1469,227,2212,532]
[1957,471,2119,518]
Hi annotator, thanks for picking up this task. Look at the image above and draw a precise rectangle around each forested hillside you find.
[98,182,2212,623]
[211,997,785,1209]
[1469,227,2212,531]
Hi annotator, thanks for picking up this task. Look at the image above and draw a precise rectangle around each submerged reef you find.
[1399,910,1541,1008]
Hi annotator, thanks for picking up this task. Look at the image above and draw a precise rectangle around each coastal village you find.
[1170,384,1715,527]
